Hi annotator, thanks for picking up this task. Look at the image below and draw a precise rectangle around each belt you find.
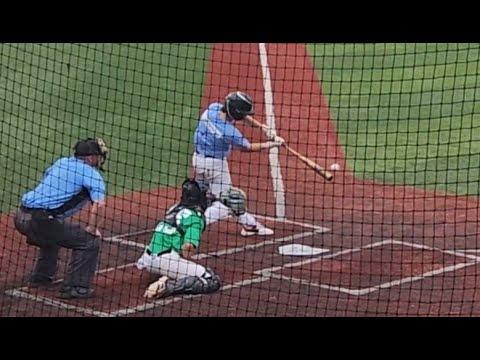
[20,205,59,216]
[20,206,58,220]
[20,206,48,214]
[195,152,220,159]
[146,248,171,256]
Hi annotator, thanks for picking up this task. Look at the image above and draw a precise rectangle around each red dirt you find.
[282,243,465,288]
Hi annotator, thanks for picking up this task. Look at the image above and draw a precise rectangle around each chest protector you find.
[162,204,206,236]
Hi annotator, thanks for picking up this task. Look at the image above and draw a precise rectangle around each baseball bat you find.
[282,144,333,181]
[246,116,333,181]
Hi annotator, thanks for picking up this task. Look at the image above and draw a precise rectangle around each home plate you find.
[278,244,329,256]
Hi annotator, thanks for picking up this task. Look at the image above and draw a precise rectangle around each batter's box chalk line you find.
[262,239,480,297]
[4,217,330,317]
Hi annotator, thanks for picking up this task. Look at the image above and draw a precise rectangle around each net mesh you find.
[1,43,479,316]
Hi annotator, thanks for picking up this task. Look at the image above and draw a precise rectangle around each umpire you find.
[14,138,108,299]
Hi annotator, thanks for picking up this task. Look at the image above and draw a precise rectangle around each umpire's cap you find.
[74,138,107,156]
[224,91,254,121]
[74,138,109,169]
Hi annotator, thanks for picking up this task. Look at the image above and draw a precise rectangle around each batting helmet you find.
[180,178,208,211]
[224,91,254,121]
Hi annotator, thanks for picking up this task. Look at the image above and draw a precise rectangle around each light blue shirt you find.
[193,102,251,159]
[22,156,106,218]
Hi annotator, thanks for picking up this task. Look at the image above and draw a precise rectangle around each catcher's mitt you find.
[219,187,247,216]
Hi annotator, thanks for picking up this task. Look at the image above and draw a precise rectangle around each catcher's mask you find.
[223,91,254,121]
[180,178,208,211]
[74,137,108,170]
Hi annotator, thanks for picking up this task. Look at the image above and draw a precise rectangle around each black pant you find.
[14,207,100,289]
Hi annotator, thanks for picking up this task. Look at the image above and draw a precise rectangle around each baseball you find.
[330,163,341,171]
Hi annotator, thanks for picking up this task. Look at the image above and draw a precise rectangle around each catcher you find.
[137,178,221,300]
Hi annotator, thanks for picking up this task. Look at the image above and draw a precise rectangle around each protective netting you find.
[1,43,479,317]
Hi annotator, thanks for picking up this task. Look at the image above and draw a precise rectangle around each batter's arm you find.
[231,122,283,152]
[248,141,282,152]
[244,115,275,139]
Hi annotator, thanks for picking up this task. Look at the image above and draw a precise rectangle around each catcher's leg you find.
[145,268,221,299]
[137,249,206,278]
[136,250,163,274]
[163,267,221,297]
[144,251,220,299]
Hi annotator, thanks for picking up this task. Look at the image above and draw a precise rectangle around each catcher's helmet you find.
[180,178,208,211]
[224,91,254,121]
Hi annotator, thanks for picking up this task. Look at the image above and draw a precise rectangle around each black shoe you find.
[27,275,54,289]
[59,285,71,294]
[58,286,95,299]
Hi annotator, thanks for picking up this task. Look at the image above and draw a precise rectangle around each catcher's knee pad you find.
[202,267,221,293]
[165,268,221,296]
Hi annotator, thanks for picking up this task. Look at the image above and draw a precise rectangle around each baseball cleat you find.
[240,226,274,237]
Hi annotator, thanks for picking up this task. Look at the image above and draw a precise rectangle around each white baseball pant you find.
[136,250,206,279]
[192,152,259,228]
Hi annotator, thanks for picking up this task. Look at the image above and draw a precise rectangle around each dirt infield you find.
[1,43,479,316]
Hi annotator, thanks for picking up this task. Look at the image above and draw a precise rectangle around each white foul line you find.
[9,233,480,315]
[388,239,480,261]
[105,236,145,249]
[254,239,392,276]
[263,239,480,296]
[255,214,329,231]
[268,273,367,296]
[4,289,112,317]
[110,275,272,317]
[259,43,286,220]
[192,229,327,260]
[102,214,330,250]
[273,260,480,296]
[5,223,327,317]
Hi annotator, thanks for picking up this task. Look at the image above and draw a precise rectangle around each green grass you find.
[0,43,209,212]
[1,43,479,214]
[308,43,480,196]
